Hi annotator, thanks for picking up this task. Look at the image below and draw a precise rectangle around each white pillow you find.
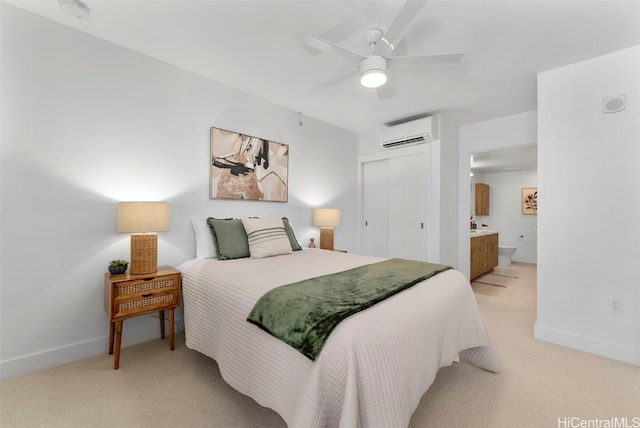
[191,219,217,259]
[241,217,293,259]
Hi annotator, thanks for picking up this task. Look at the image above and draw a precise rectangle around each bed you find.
[180,224,500,427]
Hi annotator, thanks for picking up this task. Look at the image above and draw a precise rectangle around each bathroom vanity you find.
[470,231,499,280]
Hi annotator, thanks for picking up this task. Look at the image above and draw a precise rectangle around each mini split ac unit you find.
[379,116,438,149]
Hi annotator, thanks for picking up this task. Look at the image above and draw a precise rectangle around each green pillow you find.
[206,218,249,260]
[282,217,302,251]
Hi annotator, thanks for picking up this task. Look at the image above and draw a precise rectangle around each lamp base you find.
[130,233,158,275]
[319,227,334,251]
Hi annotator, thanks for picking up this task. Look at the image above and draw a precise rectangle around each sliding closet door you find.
[388,153,427,261]
[362,159,388,257]
[362,153,428,261]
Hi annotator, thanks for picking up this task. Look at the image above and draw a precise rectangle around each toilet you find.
[498,245,517,266]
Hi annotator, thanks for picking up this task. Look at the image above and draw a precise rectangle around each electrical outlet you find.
[609,298,622,314]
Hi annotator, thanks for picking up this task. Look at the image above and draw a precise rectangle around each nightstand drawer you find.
[114,288,178,318]
[105,267,180,319]
[118,276,177,295]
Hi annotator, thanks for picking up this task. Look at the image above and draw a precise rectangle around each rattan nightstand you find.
[104,265,181,369]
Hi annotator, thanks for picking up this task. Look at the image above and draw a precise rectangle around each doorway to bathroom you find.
[469,144,538,274]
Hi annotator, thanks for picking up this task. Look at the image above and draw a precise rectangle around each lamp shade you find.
[313,208,341,227]
[117,202,170,233]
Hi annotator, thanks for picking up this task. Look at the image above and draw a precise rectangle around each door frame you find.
[456,112,537,279]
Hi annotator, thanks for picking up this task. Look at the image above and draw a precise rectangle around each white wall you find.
[438,115,460,267]
[475,170,538,264]
[0,4,358,378]
[457,111,538,278]
[536,45,640,366]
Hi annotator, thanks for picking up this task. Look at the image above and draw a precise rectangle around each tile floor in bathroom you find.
[471,262,537,307]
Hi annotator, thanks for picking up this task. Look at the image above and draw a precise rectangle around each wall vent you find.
[603,94,626,113]
[381,135,429,149]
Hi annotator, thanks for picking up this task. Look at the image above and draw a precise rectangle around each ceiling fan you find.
[295,0,463,99]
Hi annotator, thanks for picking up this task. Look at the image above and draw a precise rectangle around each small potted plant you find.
[108,259,129,275]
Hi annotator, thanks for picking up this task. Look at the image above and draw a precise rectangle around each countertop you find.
[470,229,499,236]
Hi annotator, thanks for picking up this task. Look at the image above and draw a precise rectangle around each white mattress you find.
[182,249,500,427]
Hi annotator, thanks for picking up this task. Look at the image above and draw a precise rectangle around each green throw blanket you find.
[247,258,452,360]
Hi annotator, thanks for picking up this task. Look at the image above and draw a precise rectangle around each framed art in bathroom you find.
[209,127,289,202]
[522,187,537,215]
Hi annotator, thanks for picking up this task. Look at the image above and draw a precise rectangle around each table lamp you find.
[313,208,341,251]
[117,202,170,275]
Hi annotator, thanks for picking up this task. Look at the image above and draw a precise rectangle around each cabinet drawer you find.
[114,289,178,318]
[117,275,177,296]
[106,270,180,319]
[471,233,498,248]
[471,246,488,261]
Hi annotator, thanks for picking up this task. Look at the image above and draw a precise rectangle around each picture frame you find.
[522,187,537,215]
[210,127,289,202]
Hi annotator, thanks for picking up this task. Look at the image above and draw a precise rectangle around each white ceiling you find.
[5,0,640,135]
[471,144,538,175]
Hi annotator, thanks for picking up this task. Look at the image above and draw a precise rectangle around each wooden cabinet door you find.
[475,183,490,216]
[470,247,485,280]
[487,242,499,270]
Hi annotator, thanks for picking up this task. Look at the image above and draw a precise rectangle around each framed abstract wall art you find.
[210,127,289,202]
[522,187,537,215]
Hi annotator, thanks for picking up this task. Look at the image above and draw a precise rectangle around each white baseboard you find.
[534,323,640,367]
[1,317,184,379]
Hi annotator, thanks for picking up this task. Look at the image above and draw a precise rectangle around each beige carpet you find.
[2,263,638,427]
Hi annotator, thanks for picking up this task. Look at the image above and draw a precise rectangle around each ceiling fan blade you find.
[321,14,372,46]
[309,69,359,92]
[388,53,463,67]
[337,60,358,74]
[303,14,372,56]
[374,0,429,55]
[296,32,364,63]
[376,81,394,101]
[342,0,397,25]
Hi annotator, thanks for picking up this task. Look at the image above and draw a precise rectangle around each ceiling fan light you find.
[359,55,388,89]
[360,70,387,88]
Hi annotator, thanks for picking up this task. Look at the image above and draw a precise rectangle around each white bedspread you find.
[182,249,500,428]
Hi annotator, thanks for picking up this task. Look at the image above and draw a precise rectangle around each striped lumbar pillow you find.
[241,217,293,259]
